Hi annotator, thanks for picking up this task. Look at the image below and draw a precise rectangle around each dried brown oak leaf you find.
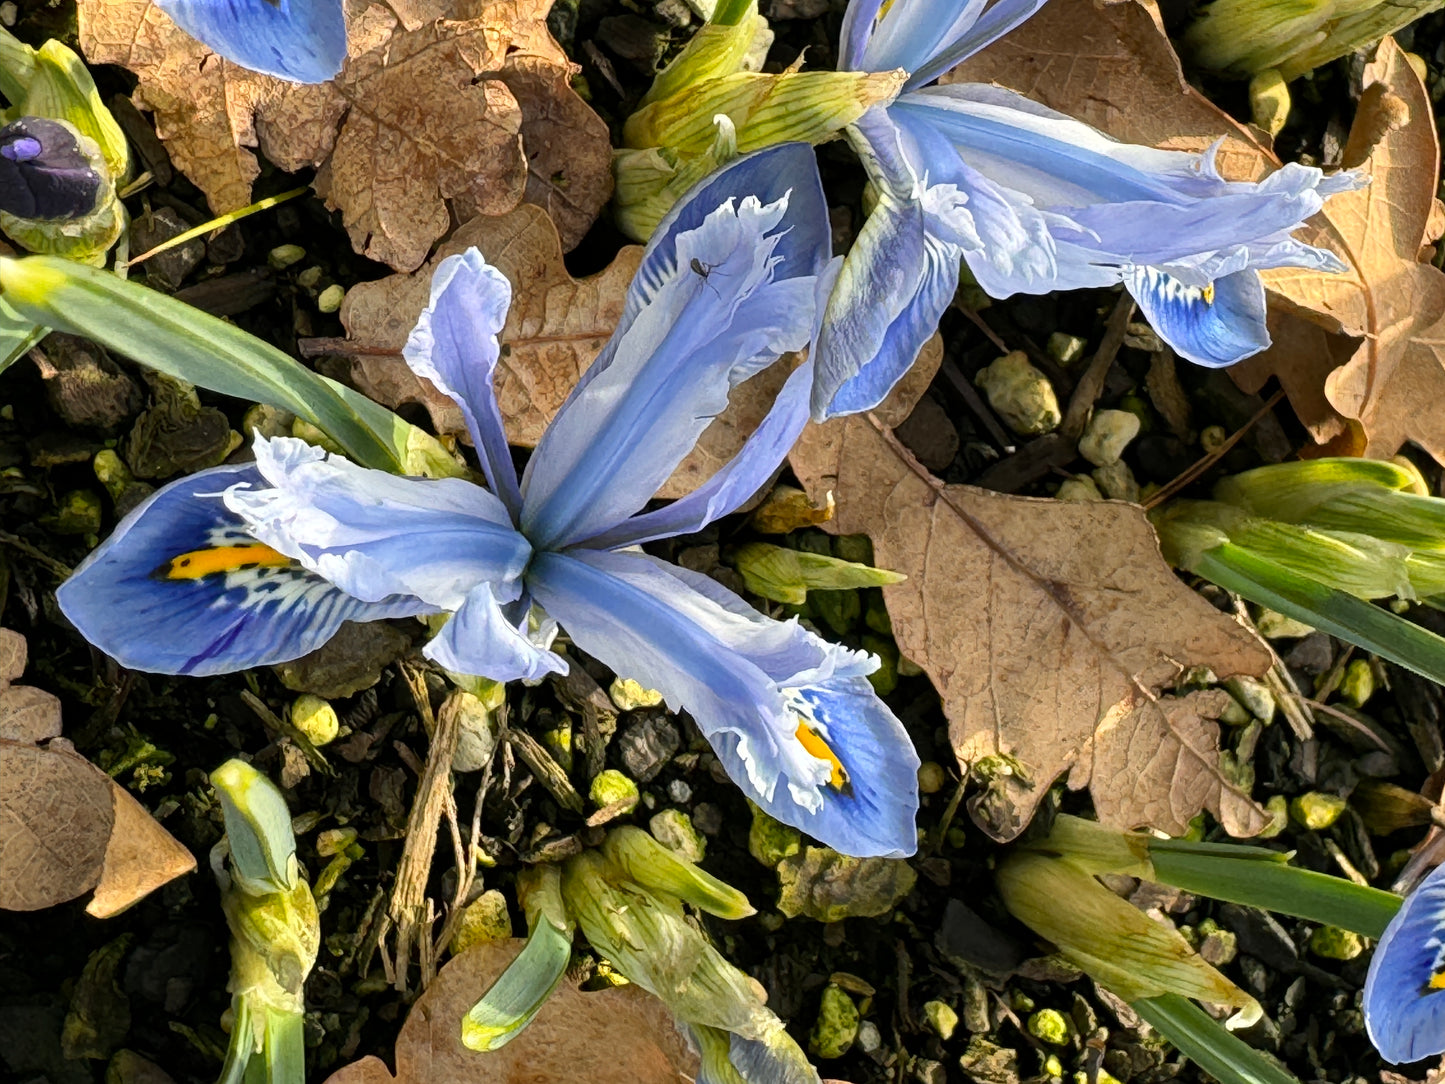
[323,939,699,1084]
[946,0,1368,450]
[790,414,1271,841]
[79,0,612,271]
[1246,40,1445,463]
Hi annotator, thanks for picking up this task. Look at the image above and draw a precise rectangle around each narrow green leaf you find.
[1148,845,1399,939]
[1195,543,1445,686]
[1132,994,1302,1084]
[262,1008,306,1084]
[0,256,404,471]
[461,917,573,1052]
[0,295,45,375]
[217,995,255,1084]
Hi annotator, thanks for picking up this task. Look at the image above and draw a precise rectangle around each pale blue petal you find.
[157,0,345,83]
[585,262,841,549]
[529,549,920,857]
[521,180,827,549]
[583,358,815,549]
[1365,863,1445,1063]
[1125,267,1268,369]
[225,436,531,611]
[841,0,1047,91]
[904,0,1049,89]
[854,0,990,81]
[566,145,830,409]
[813,190,962,419]
[423,583,567,682]
[893,86,1357,271]
[837,0,886,73]
[57,464,431,677]
[403,250,522,515]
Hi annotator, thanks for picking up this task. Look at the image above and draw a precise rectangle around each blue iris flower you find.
[1365,863,1445,1064]
[812,0,1365,419]
[58,144,921,860]
[156,0,346,83]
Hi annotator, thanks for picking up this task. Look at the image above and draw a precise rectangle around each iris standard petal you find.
[1124,266,1269,368]
[583,360,815,549]
[156,0,346,84]
[528,549,920,857]
[903,0,1049,90]
[403,249,523,515]
[585,261,842,550]
[57,464,431,677]
[843,0,1049,93]
[520,186,825,549]
[224,436,531,611]
[813,191,962,419]
[423,583,568,682]
[1365,863,1445,1063]
[565,144,830,412]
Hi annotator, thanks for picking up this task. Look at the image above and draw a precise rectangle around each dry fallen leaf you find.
[790,415,1271,841]
[323,939,699,1084]
[1249,40,1445,463]
[0,740,116,911]
[0,737,197,915]
[79,0,612,270]
[337,206,641,446]
[0,631,194,914]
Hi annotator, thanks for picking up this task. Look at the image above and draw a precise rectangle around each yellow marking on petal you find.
[1429,971,1445,991]
[155,543,293,581]
[1202,283,1216,305]
[795,721,852,794]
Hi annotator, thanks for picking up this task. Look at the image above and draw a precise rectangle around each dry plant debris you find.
[78,0,612,270]
[323,939,700,1084]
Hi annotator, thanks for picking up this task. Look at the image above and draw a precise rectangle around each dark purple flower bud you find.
[0,117,104,221]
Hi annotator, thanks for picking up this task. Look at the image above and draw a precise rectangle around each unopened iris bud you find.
[0,30,128,262]
[1185,0,1444,81]
[614,6,903,240]
[997,851,1261,1026]
[602,825,755,919]
[0,118,103,221]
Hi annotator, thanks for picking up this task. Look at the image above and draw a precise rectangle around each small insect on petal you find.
[0,118,103,221]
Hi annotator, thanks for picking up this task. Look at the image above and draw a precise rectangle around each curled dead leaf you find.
[0,740,115,911]
[79,0,611,270]
[0,738,196,914]
[1253,39,1445,464]
[789,415,1271,841]
[323,939,699,1084]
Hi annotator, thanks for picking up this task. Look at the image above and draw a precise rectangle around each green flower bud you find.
[1185,0,1443,81]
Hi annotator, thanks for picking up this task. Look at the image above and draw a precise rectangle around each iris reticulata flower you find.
[811,0,1365,419]
[59,144,921,859]
[1365,862,1445,1063]
[156,0,346,84]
